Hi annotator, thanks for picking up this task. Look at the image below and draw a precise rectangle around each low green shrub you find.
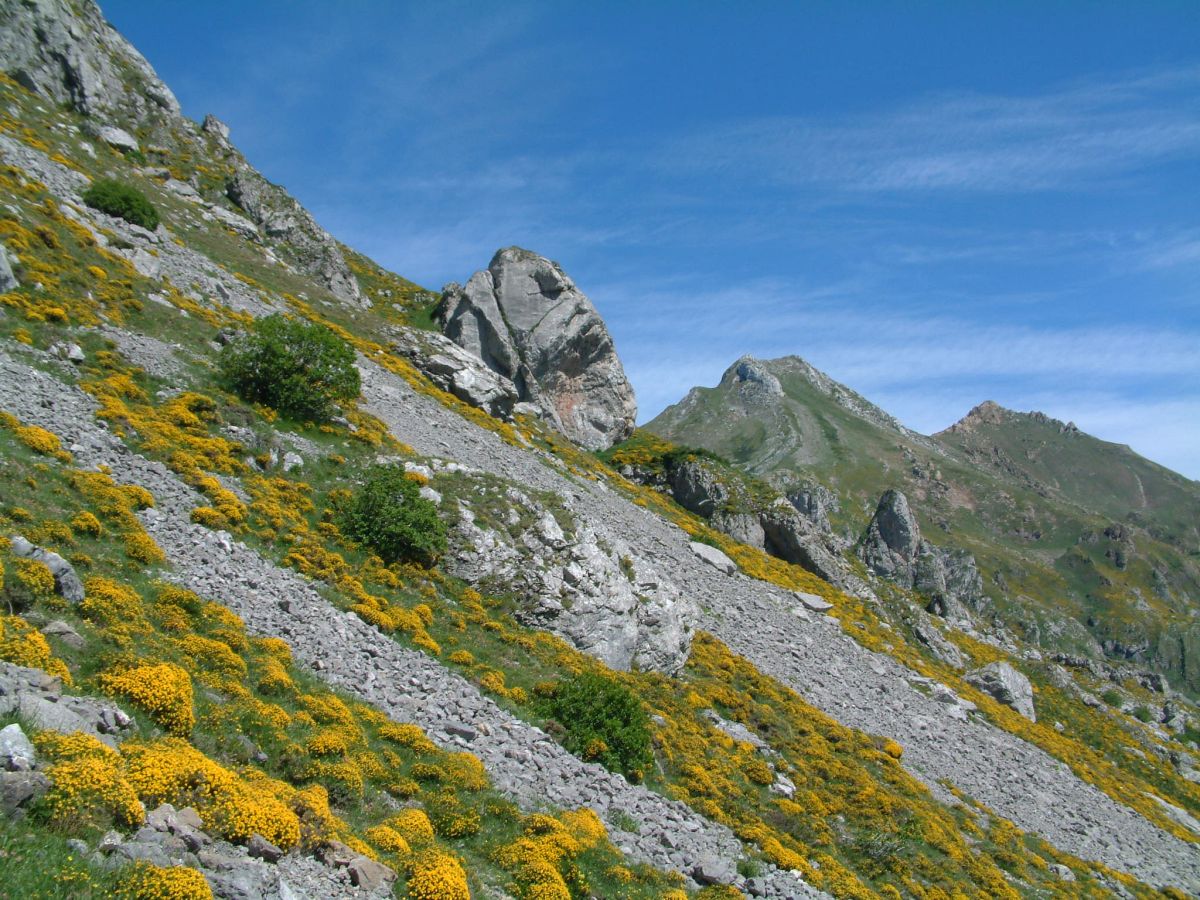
[540,672,652,781]
[81,179,160,230]
[1101,688,1123,708]
[219,314,360,422]
[336,466,446,567]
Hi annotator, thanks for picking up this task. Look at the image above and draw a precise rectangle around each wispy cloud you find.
[655,66,1200,193]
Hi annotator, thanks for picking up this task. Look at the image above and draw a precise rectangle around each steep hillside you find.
[648,356,1200,700]
[1,2,1199,899]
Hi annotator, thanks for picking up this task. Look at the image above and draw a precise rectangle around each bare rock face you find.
[441,476,696,674]
[388,327,519,420]
[859,489,987,618]
[225,167,364,308]
[0,0,180,122]
[965,661,1036,721]
[435,247,637,450]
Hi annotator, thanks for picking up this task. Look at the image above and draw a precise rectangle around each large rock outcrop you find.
[435,247,636,450]
[388,327,519,420]
[965,661,1036,721]
[224,167,364,307]
[859,489,987,618]
[623,453,869,595]
[0,0,180,123]
[437,469,696,674]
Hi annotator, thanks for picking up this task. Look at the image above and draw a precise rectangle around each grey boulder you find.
[0,246,17,292]
[389,327,519,420]
[9,534,85,603]
[965,661,1036,721]
[435,247,636,450]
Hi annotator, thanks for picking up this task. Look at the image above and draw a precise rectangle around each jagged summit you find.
[435,246,637,450]
[939,399,1080,437]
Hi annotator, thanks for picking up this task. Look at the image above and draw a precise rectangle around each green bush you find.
[219,314,360,422]
[541,672,652,781]
[1101,688,1123,708]
[336,465,447,567]
[81,178,160,230]
[1132,705,1153,723]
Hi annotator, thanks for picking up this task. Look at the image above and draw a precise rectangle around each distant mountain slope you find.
[939,400,1200,544]
[648,355,1200,695]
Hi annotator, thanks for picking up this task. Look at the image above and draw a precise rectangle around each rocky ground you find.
[0,348,827,898]
[354,356,1200,891]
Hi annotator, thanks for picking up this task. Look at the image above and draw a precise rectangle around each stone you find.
[794,591,833,613]
[0,0,181,120]
[97,830,124,855]
[0,246,18,292]
[858,490,986,617]
[0,770,50,815]
[389,327,519,420]
[965,661,1036,722]
[9,534,85,603]
[41,619,85,650]
[692,855,737,885]
[248,833,284,862]
[282,452,303,473]
[98,125,139,152]
[317,839,357,868]
[49,341,86,364]
[436,247,637,449]
[689,541,737,575]
[444,721,478,741]
[348,855,397,891]
[202,113,231,143]
[0,724,35,771]
[1051,863,1076,881]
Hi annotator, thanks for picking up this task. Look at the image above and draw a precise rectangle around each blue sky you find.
[104,2,1200,477]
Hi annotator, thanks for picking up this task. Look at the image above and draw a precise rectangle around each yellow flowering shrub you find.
[365,824,412,856]
[13,557,55,599]
[42,751,143,828]
[124,530,166,564]
[387,808,435,845]
[101,662,195,735]
[190,506,226,528]
[80,575,144,625]
[14,424,61,455]
[122,738,300,849]
[0,614,71,682]
[115,863,213,900]
[70,510,103,536]
[175,634,248,681]
[405,849,471,900]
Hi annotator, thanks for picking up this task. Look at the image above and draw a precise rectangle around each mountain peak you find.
[940,401,1080,437]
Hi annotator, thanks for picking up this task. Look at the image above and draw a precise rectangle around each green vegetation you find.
[219,313,360,422]
[1102,688,1124,708]
[80,178,159,230]
[539,672,653,781]
[336,465,448,567]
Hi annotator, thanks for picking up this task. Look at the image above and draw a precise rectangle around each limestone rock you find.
[226,167,364,307]
[0,0,180,121]
[858,490,987,618]
[965,661,1036,721]
[97,125,138,152]
[348,855,396,891]
[443,482,697,674]
[0,246,17,292]
[689,541,737,575]
[0,724,35,771]
[9,534,84,603]
[389,327,519,420]
[726,355,784,404]
[0,770,50,816]
[435,247,636,450]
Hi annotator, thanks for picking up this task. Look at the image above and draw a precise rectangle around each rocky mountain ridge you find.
[649,354,1200,700]
[0,1,1198,897]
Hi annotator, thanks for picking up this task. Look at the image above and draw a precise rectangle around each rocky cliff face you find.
[0,0,180,122]
[436,247,637,450]
[858,489,988,619]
